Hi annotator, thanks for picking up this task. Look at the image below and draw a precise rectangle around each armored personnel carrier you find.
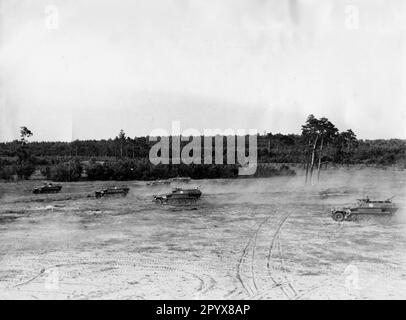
[95,186,130,198]
[146,180,171,186]
[319,187,356,198]
[170,177,191,183]
[33,183,62,194]
[331,196,398,221]
[153,187,201,204]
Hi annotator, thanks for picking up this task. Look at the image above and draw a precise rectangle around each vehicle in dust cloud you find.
[319,187,356,198]
[153,187,202,204]
[331,196,398,221]
[33,183,62,194]
[146,180,171,186]
[170,176,191,183]
[95,186,130,198]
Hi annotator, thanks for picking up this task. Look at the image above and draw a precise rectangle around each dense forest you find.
[0,115,405,182]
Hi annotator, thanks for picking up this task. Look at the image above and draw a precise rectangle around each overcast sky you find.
[0,0,405,141]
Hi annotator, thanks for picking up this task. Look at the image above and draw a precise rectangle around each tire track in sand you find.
[236,211,297,299]
[264,212,297,299]
[236,216,271,297]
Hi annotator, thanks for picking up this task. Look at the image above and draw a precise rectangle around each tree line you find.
[0,116,405,181]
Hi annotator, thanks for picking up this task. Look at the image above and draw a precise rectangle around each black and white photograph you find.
[0,0,405,302]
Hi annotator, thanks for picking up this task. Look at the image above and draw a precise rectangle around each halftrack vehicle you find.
[331,196,398,221]
[33,183,62,194]
[170,177,191,183]
[153,187,201,204]
[95,186,130,198]
[146,180,171,186]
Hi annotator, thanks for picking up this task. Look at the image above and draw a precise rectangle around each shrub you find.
[16,162,36,179]
[47,161,83,181]
[0,165,16,180]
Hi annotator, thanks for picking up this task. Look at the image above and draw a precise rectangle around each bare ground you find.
[0,168,405,299]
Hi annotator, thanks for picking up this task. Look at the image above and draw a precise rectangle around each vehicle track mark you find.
[266,212,295,299]
[236,216,271,297]
[277,232,298,296]
[251,217,271,292]
[236,231,255,296]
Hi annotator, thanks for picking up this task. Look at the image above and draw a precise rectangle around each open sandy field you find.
[0,168,405,299]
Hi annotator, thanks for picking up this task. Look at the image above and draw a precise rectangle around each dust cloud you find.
[0,167,405,299]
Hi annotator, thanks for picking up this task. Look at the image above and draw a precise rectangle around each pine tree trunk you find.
[305,141,311,183]
[309,134,319,183]
[317,136,324,181]
[267,138,271,155]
